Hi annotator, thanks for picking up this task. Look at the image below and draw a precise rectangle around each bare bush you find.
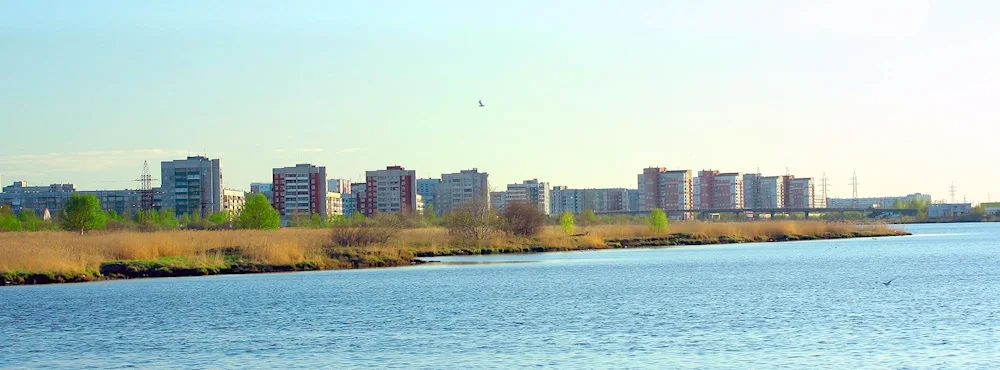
[444,199,499,245]
[500,201,546,237]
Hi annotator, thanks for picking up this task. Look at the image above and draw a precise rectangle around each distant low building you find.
[0,182,76,216]
[827,193,932,209]
[250,182,274,203]
[550,187,631,215]
[982,202,1000,215]
[490,191,508,210]
[928,203,972,218]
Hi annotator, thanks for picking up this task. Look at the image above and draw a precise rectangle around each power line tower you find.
[134,161,157,211]
[849,172,859,207]
[949,182,957,203]
[820,172,829,207]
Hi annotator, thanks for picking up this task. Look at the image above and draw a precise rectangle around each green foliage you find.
[648,208,669,234]
[351,211,365,224]
[17,209,47,232]
[580,209,598,226]
[237,193,280,230]
[191,211,202,224]
[206,211,233,227]
[424,203,439,225]
[180,213,191,226]
[560,212,575,234]
[0,212,23,232]
[159,208,180,229]
[61,194,107,234]
[971,205,988,217]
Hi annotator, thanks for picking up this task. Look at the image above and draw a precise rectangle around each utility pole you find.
[849,172,859,207]
[820,172,829,208]
[949,182,957,203]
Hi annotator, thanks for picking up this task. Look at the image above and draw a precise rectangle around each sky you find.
[1,0,997,202]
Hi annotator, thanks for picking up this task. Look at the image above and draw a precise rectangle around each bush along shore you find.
[1,220,909,286]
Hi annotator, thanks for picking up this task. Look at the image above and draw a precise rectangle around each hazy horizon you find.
[2,1,997,202]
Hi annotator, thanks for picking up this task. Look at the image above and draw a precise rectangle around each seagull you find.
[478,100,485,107]
[881,278,895,286]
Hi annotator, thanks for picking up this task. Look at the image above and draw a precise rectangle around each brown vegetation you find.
[1,221,907,285]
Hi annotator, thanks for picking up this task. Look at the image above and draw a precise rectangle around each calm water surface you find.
[2,223,999,369]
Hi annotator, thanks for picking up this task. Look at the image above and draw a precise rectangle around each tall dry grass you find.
[1,221,897,275]
[0,229,331,274]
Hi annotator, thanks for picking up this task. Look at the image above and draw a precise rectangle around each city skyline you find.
[2,1,997,202]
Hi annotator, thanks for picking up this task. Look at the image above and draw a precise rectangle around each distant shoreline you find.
[2,227,908,286]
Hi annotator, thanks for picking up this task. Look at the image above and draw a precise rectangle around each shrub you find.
[560,212,575,234]
[444,200,499,245]
[500,201,546,237]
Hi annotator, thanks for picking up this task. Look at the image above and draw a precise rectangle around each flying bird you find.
[881,278,895,286]
[478,100,485,107]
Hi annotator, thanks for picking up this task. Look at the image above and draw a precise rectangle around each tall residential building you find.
[550,187,630,215]
[626,189,639,212]
[637,168,693,212]
[222,189,246,215]
[272,164,329,217]
[249,182,274,203]
[505,179,550,215]
[694,170,743,209]
[437,169,489,214]
[1,182,77,216]
[326,192,344,216]
[416,178,441,212]
[364,166,417,216]
[327,179,351,194]
[344,182,367,216]
[490,191,508,210]
[743,174,786,209]
[784,177,815,208]
[161,156,224,217]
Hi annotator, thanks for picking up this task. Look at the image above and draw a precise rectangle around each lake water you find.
[2,223,999,369]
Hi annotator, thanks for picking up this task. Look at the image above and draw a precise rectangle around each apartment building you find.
[222,189,246,215]
[693,170,743,209]
[437,169,489,214]
[417,178,441,212]
[784,177,815,209]
[0,182,77,216]
[550,187,631,215]
[327,179,351,195]
[272,164,329,217]
[161,156,224,217]
[505,179,550,215]
[363,166,417,216]
[326,192,344,216]
[743,174,786,209]
[249,182,274,203]
[638,168,693,212]
[490,191,508,210]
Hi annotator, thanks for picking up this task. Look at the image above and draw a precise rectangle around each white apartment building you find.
[437,169,489,214]
[505,179,551,215]
[272,164,329,217]
[364,166,418,216]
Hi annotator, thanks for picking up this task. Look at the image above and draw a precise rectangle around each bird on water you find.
[478,100,485,107]
[881,278,895,286]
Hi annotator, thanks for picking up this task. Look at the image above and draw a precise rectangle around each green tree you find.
[17,209,44,232]
[972,204,988,217]
[159,208,180,229]
[580,209,598,226]
[891,200,904,209]
[236,193,280,230]
[0,212,23,232]
[560,212,575,234]
[648,208,669,234]
[350,211,365,224]
[191,211,202,224]
[207,211,232,225]
[62,194,107,234]
[180,213,191,227]
[424,203,439,225]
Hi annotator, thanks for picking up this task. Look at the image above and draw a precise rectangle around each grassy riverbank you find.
[1,221,907,285]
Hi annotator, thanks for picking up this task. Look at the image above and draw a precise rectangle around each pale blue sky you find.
[1,1,997,202]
